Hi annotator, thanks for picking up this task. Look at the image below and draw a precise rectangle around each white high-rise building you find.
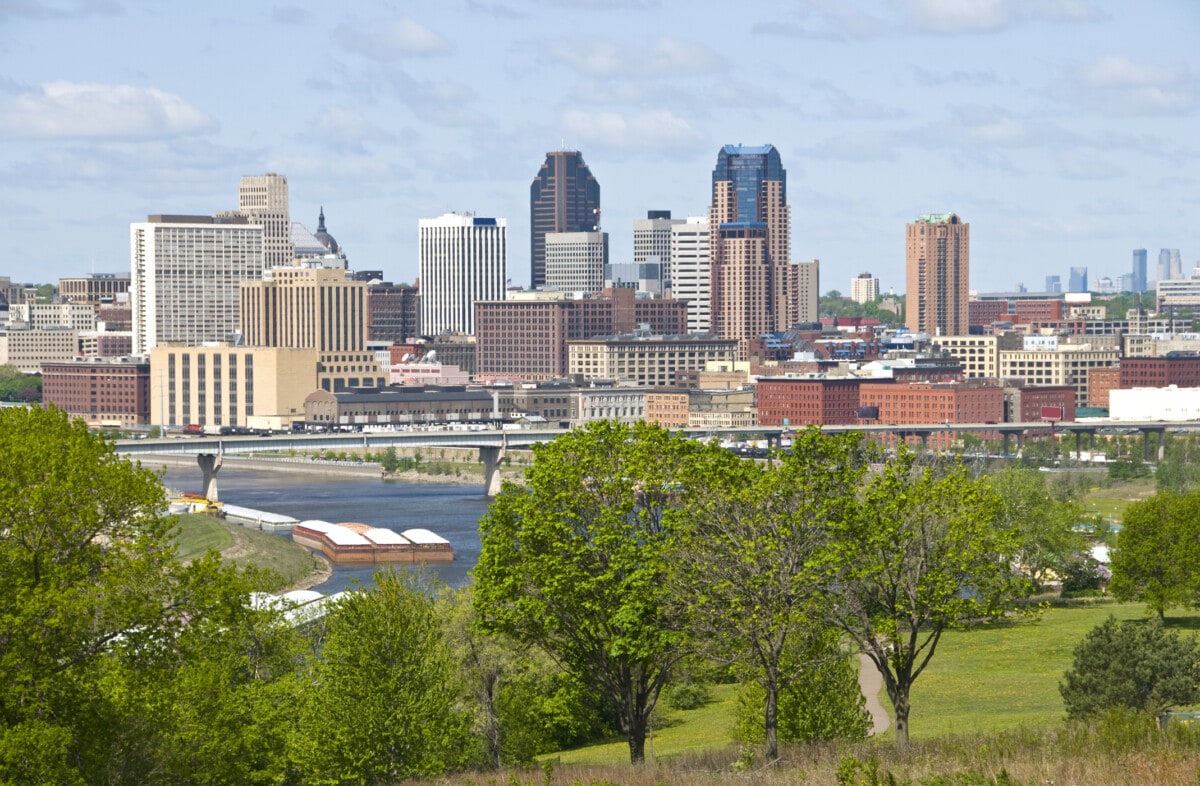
[545,231,608,294]
[850,272,880,305]
[131,215,264,355]
[633,211,683,265]
[669,217,711,334]
[419,213,507,336]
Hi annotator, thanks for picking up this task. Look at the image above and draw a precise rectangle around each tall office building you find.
[1159,248,1183,282]
[240,263,384,391]
[530,150,600,289]
[419,213,507,336]
[1045,275,1062,294]
[131,214,264,355]
[708,144,792,358]
[850,272,880,305]
[904,213,969,337]
[633,210,683,265]
[669,217,711,334]
[1069,266,1088,293]
[545,231,608,293]
[1132,248,1148,292]
[238,174,293,267]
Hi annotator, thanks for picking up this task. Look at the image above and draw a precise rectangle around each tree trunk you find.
[893,687,911,748]
[627,717,647,764]
[764,677,779,761]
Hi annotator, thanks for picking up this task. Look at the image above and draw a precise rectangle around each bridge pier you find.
[480,439,508,497]
[1141,427,1165,462]
[197,452,223,502]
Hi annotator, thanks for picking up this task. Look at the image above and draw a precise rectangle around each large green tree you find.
[1060,616,1200,719]
[678,428,871,759]
[818,450,1029,747]
[0,406,179,782]
[1109,491,1200,620]
[0,365,40,402]
[293,570,471,784]
[473,420,716,763]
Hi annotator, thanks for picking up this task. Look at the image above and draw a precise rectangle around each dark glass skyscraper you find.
[1132,248,1148,293]
[529,151,600,289]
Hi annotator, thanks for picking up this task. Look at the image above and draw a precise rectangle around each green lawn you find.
[549,602,1200,765]
[171,512,232,561]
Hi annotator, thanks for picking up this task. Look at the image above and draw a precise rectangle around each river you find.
[160,465,491,593]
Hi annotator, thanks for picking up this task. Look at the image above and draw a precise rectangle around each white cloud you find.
[0,0,121,21]
[1066,55,1198,116]
[901,0,1104,34]
[549,37,727,78]
[0,82,215,140]
[560,109,703,153]
[298,107,396,154]
[334,17,452,60]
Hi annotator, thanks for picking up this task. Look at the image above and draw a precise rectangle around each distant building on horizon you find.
[1159,248,1183,282]
[1045,275,1062,294]
[1069,266,1088,293]
[530,151,600,290]
[905,213,969,337]
[851,272,880,304]
[1132,248,1148,293]
[419,213,507,336]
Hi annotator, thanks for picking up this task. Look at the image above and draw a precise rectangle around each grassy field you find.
[171,512,325,589]
[544,601,1195,767]
[1078,476,1157,523]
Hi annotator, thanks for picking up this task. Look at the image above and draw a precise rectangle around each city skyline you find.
[2,1,1197,293]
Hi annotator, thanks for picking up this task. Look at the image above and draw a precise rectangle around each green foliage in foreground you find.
[1060,615,1200,719]
[1109,490,1200,619]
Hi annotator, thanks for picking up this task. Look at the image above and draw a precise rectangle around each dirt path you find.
[858,653,891,736]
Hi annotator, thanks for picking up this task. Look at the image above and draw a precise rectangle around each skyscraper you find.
[1132,249,1148,292]
[1045,275,1062,294]
[633,210,682,265]
[1069,266,1088,293]
[530,151,600,290]
[1159,248,1183,282]
[218,174,294,268]
[708,144,792,358]
[544,231,608,293]
[904,213,969,337]
[131,214,264,354]
[669,217,711,334]
[851,272,880,304]
[419,213,507,336]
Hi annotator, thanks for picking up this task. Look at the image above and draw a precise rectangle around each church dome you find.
[313,206,339,254]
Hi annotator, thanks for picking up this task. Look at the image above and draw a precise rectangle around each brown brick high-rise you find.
[906,213,969,337]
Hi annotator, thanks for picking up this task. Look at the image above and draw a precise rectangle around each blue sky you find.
[2,0,1197,295]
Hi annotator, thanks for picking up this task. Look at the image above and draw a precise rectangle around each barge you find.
[291,520,454,564]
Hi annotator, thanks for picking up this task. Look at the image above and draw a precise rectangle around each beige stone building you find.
[645,391,690,428]
[578,387,648,424]
[149,344,318,429]
[568,334,738,387]
[997,345,1120,409]
[240,264,384,392]
[9,303,96,332]
[930,335,998,379]
[0,328,79,373]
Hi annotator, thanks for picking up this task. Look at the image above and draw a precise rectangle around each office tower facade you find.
[1159,248,1183,282]
[904,213,969,337]
[530,151,600,289]
[1132,248,1148,292]
[131,214,264,355]
[850,272,880,304]
[633,211,683,265]
[1045,275,1062,294]
[787,259,820,323]
[366,282,421,342]
[545,231,608,293]
[708,144,792,358]
[59,273,130,305]
[669,217,711,334]
[236,173,294,267]
[1069,266,1088,293]
[240,264,383,391]
[419,213,507,336]
[605,260,666,297]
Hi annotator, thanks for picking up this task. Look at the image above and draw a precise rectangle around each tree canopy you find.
[473,420,718,763]
[1109,491,1200,620]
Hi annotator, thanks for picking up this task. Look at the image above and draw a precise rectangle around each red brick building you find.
[859,381,1003,425]
[969,298,1065,329]
[41,357,151,428]
[1004,384,1077,422]
[756,377,861,426]
[1119,356,1200,389]
[1087,367,1121,409]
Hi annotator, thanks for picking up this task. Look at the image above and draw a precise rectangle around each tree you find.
[1060,616,1200,719]
[818,449,1029,746]
[473,420,715,763]
[0,406,180,782]
[1109,491,1200,620]
[989,466,1086,591]
[293,570,471,784]
[677,428,872,759]
[1155,434,1200,494]
[0,365,41,402]
[733,627,870,747]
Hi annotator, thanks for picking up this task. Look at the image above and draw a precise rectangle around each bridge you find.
[116,420,1200,497]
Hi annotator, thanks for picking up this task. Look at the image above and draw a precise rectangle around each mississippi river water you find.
[160,465,491,593]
